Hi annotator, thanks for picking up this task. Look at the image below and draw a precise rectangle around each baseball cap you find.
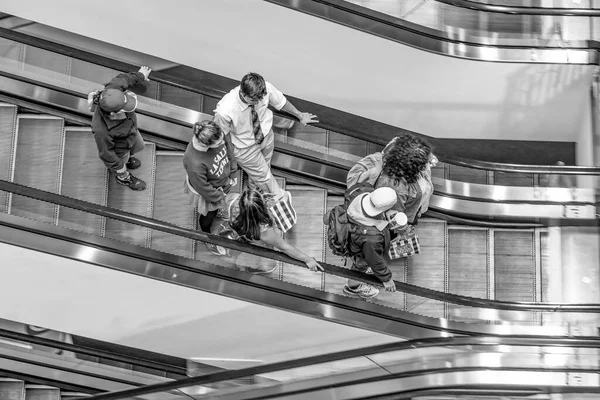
[99,89,137,112]
[362,187,397,217]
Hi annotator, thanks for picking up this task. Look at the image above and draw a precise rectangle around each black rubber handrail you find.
[2,179,599,313]
[1,27,598,176]
[0,328,186,376]
[436,0,600,16]
[80,335,600,400]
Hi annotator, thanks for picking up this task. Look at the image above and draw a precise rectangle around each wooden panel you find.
[447,229,488,321]
[540,231,550,302]
[281,186,326,291]
[405,219,446,318]
[10,116,63,224]
[0,379,25,400]
[58,128,107,236]
[494,231,535,302]
[0,104,17,213]
[151,154,194,258]
[494,171,534,187]
[24,387,60,400]
[105,143,155,247]
[447,165,487,184]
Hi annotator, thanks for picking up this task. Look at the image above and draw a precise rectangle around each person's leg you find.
[259,131,285,199]
[198,209,218,233]
[115,130,146,190]
[233,140,282,197]
[344,256,379,298]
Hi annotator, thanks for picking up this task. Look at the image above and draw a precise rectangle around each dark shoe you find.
[205,242,229,257]
[116,174,146,191]
[126,156,141,170]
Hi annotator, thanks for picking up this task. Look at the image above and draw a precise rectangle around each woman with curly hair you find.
[376,133,435,224]
[346,133,436,224]
[230,188,323,272]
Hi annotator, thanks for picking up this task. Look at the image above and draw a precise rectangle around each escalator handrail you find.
[78,335,600,400]
[0,328,187,376]
[1,27,599,176]
[2,179,600,312]
[435,0,600,16]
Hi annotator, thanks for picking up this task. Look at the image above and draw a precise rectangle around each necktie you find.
[250,105,264,145]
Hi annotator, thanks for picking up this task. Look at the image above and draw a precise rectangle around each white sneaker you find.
[343,283,379,299]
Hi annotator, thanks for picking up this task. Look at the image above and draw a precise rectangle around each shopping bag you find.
[388,228,420,259]
[217,192,241,221]
[268,191,297,233]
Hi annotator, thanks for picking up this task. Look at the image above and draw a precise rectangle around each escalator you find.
[266,0,600,64]
[0,29,598,339]
[42,336,600,400]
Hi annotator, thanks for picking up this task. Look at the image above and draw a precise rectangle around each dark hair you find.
[231,189,273,241]
[193,120,223,146]
[240,72,267,101]
[382,133,432,184]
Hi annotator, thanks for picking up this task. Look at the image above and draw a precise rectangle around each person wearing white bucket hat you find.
[344,186,398,299]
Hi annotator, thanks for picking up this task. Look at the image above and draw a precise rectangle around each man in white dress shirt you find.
[213,72,318,199]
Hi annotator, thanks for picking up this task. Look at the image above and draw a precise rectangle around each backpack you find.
[323,182,381,258]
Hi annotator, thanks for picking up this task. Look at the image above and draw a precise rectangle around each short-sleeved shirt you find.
[214,81,287,149]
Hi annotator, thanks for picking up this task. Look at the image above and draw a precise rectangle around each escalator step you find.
[281,185,327,290]
[0,379,25,400]
[151,152,194,258]
[58,127,108,236]
[24,386,59,400]
[447,228,489,321]
[494,230,536,302]
[0,103,17,213]
[406,219,447,318]
[104,142,156,247]
[10,115,64,224]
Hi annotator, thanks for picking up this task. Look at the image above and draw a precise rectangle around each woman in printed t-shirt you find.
[183,120,238,256]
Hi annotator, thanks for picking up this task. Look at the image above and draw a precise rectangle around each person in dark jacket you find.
[344,187,398,299]
[89,66,151,191]
[183,120,238,256]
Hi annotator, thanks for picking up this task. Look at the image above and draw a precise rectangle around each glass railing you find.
[66,336,600,400]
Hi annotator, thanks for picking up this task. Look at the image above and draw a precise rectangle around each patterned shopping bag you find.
[388,230,420,259]
[268,191,297,233]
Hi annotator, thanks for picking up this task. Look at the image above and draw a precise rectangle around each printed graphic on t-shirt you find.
[209,147,229,177]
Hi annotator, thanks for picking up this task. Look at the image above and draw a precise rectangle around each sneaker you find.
[116,174,146,191]
[205,242,228,256]
[343,283,379,299]
[126,156,141,170]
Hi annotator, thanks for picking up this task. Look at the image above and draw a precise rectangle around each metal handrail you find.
[80,335,600,400]
[436,0,600,16]
[2,179,599,313]
[0,27,598,175]
[0,328,186,376]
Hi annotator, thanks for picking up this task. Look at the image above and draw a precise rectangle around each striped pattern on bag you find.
[269,194,297,233]
[388,234,420,259]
